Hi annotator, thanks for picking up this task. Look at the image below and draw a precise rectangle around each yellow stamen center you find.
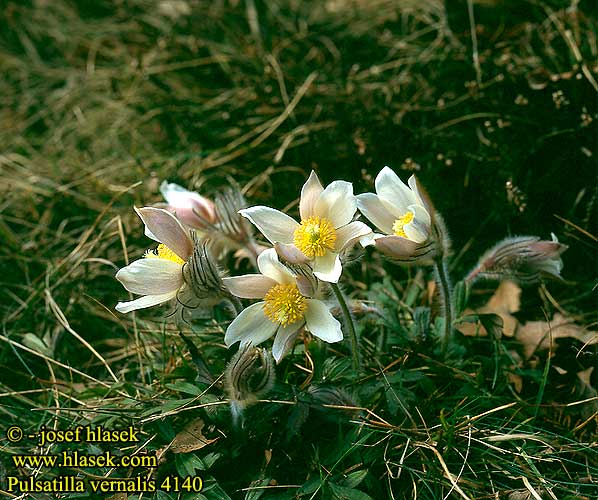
[392,211,414,238]
[293,216,337,258]
[144,243,185,265]
[263,284,307,327]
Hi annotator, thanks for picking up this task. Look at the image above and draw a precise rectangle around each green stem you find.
[330,282,360,370]
[434,256,453,355]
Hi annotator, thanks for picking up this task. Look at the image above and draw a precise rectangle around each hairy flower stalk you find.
[330,282,360,369]
[358,167,454,353]
[465,234,568,285]
[223,248,343,362]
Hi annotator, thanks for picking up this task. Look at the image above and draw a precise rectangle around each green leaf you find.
[164,381,203,396]
[329,483,374,500]
[453,280,469,316]
[339,470,368,489]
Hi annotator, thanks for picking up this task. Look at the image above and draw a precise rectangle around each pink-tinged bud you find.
[160,181,217,229]
[466,234,568,285]
[374,235,437,264]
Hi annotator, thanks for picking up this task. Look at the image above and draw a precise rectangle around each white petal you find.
[299,171,324,220]
[224,302,278,347]
[222,275,277,299]
[275,242,309,264]
[115,291,177,313]
[239,206,299,245]
[313,180,357,228]
[403,204,431,243]
[356,193,395,234]
[116,258,183,295]
[312,252,342,283]
[335,221,372,252]
[160,181,204,207]
[272,322,303,362]
[134,207,193,260]
[375,166,418,213]
[304,299,343,343]
[257,248,296,285]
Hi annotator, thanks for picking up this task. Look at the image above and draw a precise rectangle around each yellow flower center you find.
[293,216,337,258]
[144,243,185,265]
[392,211,414,238]
[263,284,307,327]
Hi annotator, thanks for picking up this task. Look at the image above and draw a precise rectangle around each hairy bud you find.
[224,346,275,425]
[466,234,568,285]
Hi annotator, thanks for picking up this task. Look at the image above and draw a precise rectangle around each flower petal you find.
[299,171,324,220]
[115,291,177,313]
[275,242,310,264]
[272,321,303,362]
[115,258,183,295]
[403,204,431,243]
[335,221,372,252]
[134,207,193,260]
[313,180,356,228]
[257,248,296,285]
[356,193,395,234]
[312,252,342,283]
[408,174,436,221]
[304,299,343,343]
[223,275,277,299]
[224,302,278,347]
[239,206,299,245]
[375,166,418,213]
[375,235,436,263]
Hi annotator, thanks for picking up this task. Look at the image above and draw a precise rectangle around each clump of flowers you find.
[114,167,568,423]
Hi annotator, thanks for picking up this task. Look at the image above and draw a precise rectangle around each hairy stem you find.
[434,256,453,355]
[330,282,360,370]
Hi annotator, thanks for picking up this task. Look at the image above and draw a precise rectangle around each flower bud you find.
[160,181,217,229]
[224,346,275,425]
[466,234,567,285]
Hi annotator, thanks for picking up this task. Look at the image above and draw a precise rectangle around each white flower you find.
[239,171,371,283]
[115,207,193,313]
[357,166,435,262]
[222,249,343,362]
[160,181,217,229]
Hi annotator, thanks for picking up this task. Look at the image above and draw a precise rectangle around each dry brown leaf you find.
[507,372,523,393]
[458,280,521,337]
[170,418,218,454]
[516,313,598,359]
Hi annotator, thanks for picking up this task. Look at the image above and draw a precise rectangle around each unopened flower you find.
[466,233,568,285]
[160,181,217,229]
[239,171,371,283]
[115,207,193,313]
[357,166,437,263]
[223,248,343,362]
[224,345,275,424]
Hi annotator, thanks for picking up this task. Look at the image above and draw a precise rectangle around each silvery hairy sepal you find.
[176,237,242,319]
[465,234,567,285]
[224,346,275,426]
